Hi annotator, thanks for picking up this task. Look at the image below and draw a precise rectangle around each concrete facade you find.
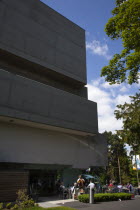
[0,122,107,169]
[0,69,98,134]
[0,0,86,84]
[0,0,107,201]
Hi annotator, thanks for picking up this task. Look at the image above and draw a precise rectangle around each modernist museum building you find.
[0,0,107,201]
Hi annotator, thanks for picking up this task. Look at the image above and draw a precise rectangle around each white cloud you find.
[99,115,123,133]
[87,78,132,133]
[101,82,119,89]
[114,94,131,106]
[133,78,140,88]
[86,39,112,60]
[120,86,128,92]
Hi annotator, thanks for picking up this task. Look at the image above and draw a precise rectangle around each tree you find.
[101,0,140,84]
[114,92,140,148]
[115,92,140,185]
[104,131,131,184]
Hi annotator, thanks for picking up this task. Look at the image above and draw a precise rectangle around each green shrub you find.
[20,199,35,208]
[6,202,12,209]
[78,193,132,203]
[11,204,19,210]
[0,203,3,210]
[16,189,29,203]
[35,203,39,207]
[78,194,89,203]
[16,189,35,209]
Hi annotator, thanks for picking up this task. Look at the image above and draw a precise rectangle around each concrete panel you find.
[0,122,107,168]
[0,49,87,98]
[0,0,87,84]
[0,69,98,134]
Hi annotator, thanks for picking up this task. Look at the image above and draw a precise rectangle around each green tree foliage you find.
[129,167,140,186]
[104,131,131,184]
[90,166,107,185]
[114,93,140,186]
[101,0,140,84]
[92,131,139,185]
[115,92,140,150]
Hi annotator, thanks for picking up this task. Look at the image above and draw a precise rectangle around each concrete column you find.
[89,187,94,204]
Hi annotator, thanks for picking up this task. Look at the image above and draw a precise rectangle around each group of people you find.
[107,180,134,193]
[57,175,95,199]
[56,176,140,199]
[72,175,95,199]
[77,175,95,189]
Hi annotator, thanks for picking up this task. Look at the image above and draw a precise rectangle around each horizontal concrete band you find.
[0,69,98,134]
[0,122,107,168]
[0,0,86,84]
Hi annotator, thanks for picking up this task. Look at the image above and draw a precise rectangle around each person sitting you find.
[117,183,123,192]
[71,183,78,199]
[59,182,68,199]
[56,179,61,194]
[109,183,113,187]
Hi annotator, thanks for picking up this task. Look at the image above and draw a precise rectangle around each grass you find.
[47,207,76,210]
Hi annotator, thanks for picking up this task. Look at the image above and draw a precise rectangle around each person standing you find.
[77,175,85,188]
[77,175,85,194]
[88,180,95,190]
[127,183,133,193]
[138,183,140,195]
[71,183,78,200]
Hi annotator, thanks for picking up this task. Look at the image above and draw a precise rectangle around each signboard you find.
[132,155,140,170]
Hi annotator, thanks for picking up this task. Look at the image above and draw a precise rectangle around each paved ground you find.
[38,197,77,208]
[62,196,140,210]
[38,196,140,209]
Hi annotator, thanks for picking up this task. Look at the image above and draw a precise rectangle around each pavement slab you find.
[38,197,77,208]
[62,197,140,210]
[38,196,140,209]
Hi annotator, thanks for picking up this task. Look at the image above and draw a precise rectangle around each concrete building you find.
[0,0,107,201]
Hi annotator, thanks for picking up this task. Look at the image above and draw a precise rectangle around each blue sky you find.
[41,0,140,133]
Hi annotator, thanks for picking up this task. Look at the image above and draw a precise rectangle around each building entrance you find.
[29,170,60,196]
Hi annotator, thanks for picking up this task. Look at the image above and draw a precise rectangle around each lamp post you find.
[89,185,94,204]
[133,143,140,187]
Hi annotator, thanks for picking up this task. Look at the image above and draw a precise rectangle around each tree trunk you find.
[118,157,121,184]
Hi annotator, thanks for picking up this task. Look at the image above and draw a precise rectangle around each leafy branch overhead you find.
[101,0,140,84]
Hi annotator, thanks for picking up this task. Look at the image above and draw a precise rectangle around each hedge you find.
[78,193,132,203]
